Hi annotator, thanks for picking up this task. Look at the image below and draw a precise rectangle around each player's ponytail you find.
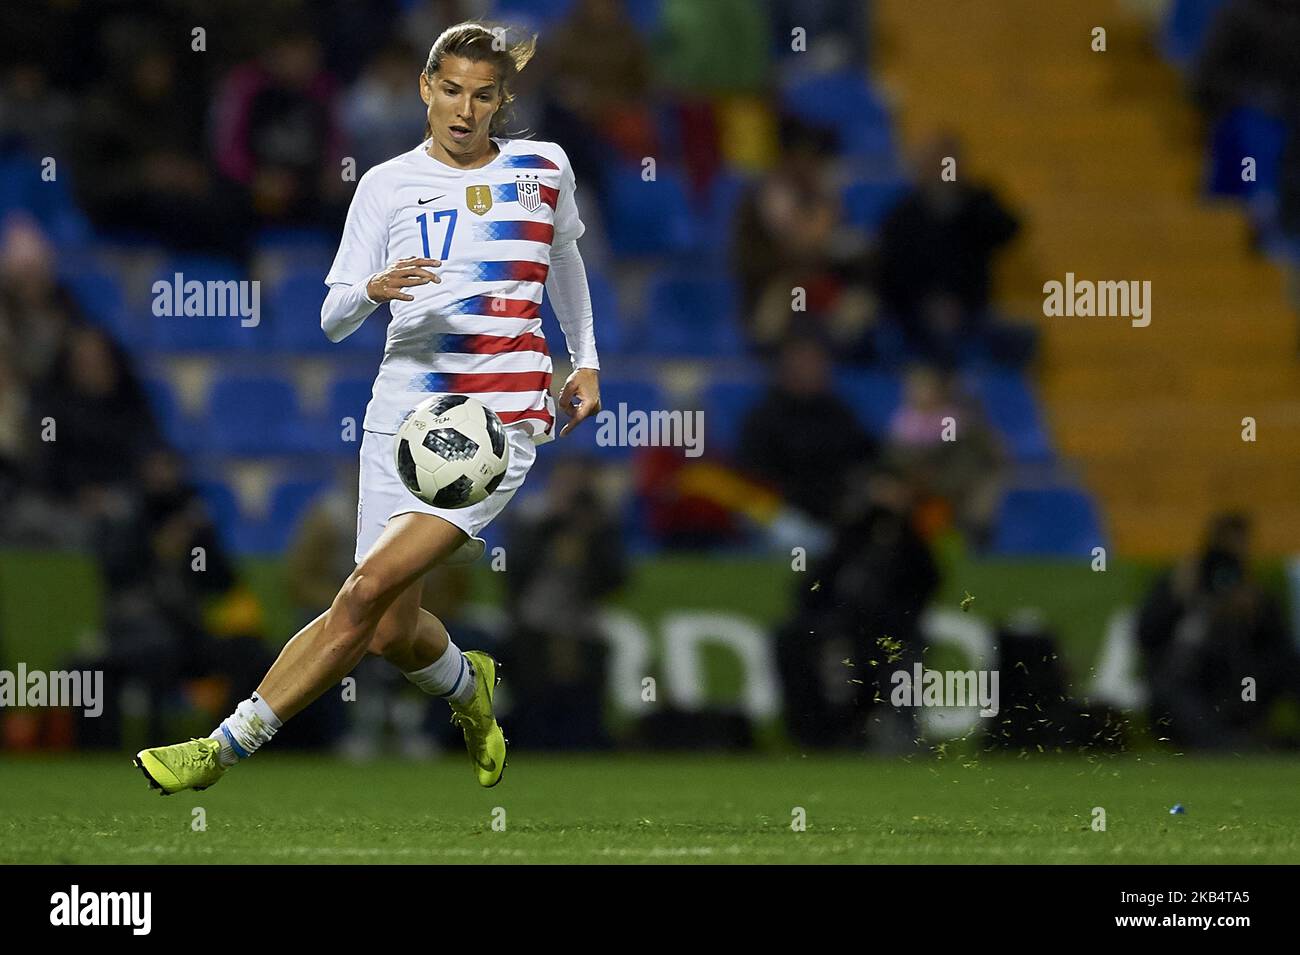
[422,22,536,140]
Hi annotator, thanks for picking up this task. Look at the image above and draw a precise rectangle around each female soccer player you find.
[135,22,600,793]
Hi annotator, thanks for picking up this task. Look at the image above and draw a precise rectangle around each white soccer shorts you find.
[354,425,538,565]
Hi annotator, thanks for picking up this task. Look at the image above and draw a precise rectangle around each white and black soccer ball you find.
[394,395,509,509]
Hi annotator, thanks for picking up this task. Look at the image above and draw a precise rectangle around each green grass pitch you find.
[2,753,1298,864]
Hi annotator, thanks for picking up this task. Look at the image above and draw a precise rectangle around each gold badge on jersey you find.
[466,185,493,216]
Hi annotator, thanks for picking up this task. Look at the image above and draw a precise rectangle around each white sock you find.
[404,640,477,706]
[210,693,283,768]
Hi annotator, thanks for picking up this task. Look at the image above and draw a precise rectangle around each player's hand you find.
[366,257,441,303]
[557,367,601,437]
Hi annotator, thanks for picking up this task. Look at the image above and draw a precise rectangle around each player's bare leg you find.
[365,573,507,785]
[133,513,479,794]
[255,513,467,719]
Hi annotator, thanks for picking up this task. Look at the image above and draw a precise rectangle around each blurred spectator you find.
[737,335,877,524]
[284,463,360,623]
[533,0,657,185]
[776,464,940,749]
[72,41,247,253]
[340,40,428,175]
[71,449,275,749]
[0,60,75,155]
[1193,0,1300,237]
[0,217,82,389]
[501,457,626,748]
[1137,512,1300,750]
[877,134,1022,365]
[32,324,161,506]
[732,119,849,352]
[883,365,1005,549]
[211,29,346,225]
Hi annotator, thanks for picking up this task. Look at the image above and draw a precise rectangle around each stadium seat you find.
[1206,107,1285,200]
[642,275,742,357]
[1161,0,1228,69]
[541,268,625,355]
[701,380,764,454]
[562,377,667,459]
[61,267,131,343]
[697,170,755,267]
[244,479,331,553]
[963,371,1054,462]
[601,164,697,257]
[267,271,332,352]
[305,376,374,456]
[990,487,1104,557]
[842,176,909,234]
[0,154,92,249]
[779,70,891,138]
[141,377,196,454]
[491,0,575,25]
[205,375,303,455]
[835,370,902,435]
[146,255,257,352]
[193,479,243,545]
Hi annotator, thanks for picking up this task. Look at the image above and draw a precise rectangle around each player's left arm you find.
[547,146,600,437]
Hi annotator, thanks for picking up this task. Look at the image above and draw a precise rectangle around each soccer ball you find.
[394,394,509,508]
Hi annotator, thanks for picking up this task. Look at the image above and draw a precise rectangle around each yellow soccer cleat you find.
[450,651,507,788]
[133,738,226,795]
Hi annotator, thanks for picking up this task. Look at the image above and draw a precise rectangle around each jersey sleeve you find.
[324,168,390,288]
[553,147,586,245]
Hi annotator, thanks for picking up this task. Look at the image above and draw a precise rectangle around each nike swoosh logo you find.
[418,195,445,205]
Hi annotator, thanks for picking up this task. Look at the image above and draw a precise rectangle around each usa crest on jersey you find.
[516,179,542,214]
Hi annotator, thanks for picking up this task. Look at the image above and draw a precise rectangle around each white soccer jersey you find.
[324,137,586,439]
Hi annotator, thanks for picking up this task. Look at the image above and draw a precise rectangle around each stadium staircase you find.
[873,0,1300,557]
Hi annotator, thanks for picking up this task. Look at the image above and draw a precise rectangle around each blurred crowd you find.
[0,0,1293,756]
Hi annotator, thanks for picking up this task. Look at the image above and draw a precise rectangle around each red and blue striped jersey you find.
[325,137,585,440]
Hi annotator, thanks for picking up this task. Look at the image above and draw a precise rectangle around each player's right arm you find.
[320,169,440,342]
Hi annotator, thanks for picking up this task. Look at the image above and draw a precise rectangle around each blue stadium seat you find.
[562,377,667,459]
[1206,107,1285,200]
[1161,0,1228,69]
[193,479,242,544]
[642,275,742,356]
[141,377,196,454]
[702,380,764,454]
[205,375,302,454]
[602,165,697,256]
[698,170,755,267]
[491,0,575,25]
[780,70,891,137]
[622,0,663,34]
[842,176,909,234]
[963,371,1054,462]
[0,154,91,249]
[245,479,331,553]
[991,488,1104,557]
[835,370,902,435]
[541,268,625,355]
[268,271,332,352]
[146,256,257,351]
[302,376,374,456]
[61,267,131,343]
